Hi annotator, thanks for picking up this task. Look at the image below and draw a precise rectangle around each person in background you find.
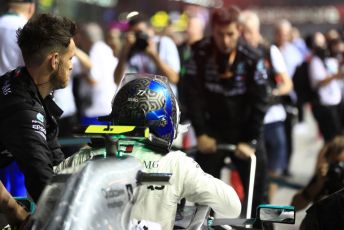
[177,15,205,122]
[161,20,185,46]
[307,32,343,142]
[327,37,344,133]
[332,38,344,131]
[240,10,293,201]
[325,29,341,45]
[0,13,77,202]
[114,13,180,92]
[0,0,36,198]
[76,22,118,125]
[176,15,206,150]
[292,135,344,211]
[300,187,344,230]
[106,26,122,58]
[0,0,35,75]
[291,27,310,60]
[183,6,269,220]
[274,19,304,176]
[274,19,304,79]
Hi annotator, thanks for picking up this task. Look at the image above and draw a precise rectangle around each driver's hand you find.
[235,142,255,160]
[197,134,217,154]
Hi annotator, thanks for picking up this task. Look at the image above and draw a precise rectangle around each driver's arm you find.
[176,152,241,217]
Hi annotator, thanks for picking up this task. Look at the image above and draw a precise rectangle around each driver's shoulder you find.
[160,150,196,172]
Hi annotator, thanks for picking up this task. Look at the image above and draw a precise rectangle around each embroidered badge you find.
[1,80,12,95]
[36,113,44,123]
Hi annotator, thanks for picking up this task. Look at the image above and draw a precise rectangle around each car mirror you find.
[257,204,295,224]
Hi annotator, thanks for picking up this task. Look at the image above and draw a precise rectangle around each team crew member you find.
[0,13,77,202]
[183,6,269,217]
[0,0,36,197]
[55,74,242,229]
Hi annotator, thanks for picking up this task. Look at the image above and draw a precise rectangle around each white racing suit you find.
[54,143,241,229]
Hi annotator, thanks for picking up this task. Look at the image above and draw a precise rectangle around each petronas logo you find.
[36,113,44,123]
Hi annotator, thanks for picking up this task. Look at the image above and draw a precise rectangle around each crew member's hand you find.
[235,142,255,160]
[197,134,217,154]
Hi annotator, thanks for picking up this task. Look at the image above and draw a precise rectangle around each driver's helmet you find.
[110,73,180,148]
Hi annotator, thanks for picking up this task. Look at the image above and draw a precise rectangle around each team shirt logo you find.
[1,80,12,95]
[32,113,46,140]
[36,113,44,123]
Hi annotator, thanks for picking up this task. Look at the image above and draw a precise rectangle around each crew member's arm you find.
[247,58,269,141]
[309,56,344,88]
[235,56,268,159]
[237,57,269,158]
[291,175,326,211]
[183,41,217,153]
[316,71,344,87]
[176,153,241,217]
[291,146,328,211]
[0,182,29,228]
[1,110,55,202]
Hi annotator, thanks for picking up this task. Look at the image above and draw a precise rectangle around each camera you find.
[132,30,149,52]
[325,161,344,194]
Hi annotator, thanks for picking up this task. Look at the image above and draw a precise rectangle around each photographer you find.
[114,13,180,86]
[291,135,344,211]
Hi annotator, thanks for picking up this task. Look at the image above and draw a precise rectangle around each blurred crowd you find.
[1,0,344,228]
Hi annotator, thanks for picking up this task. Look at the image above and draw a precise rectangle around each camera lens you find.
[133,31,149,52]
